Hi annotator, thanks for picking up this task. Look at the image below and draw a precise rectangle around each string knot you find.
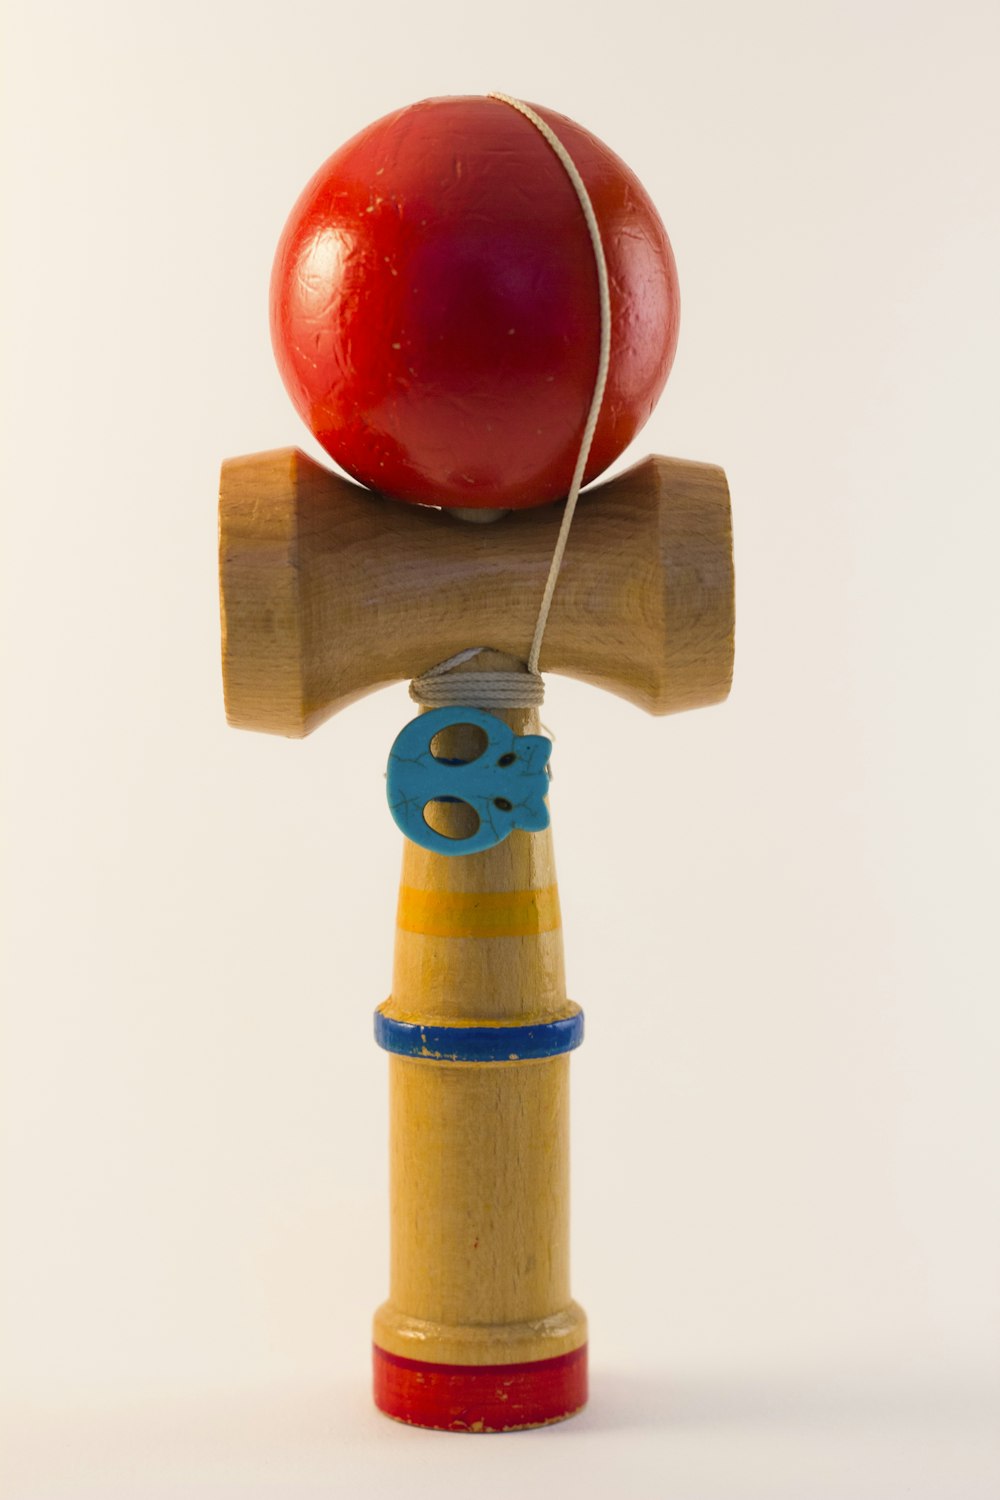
[409,648,545,710]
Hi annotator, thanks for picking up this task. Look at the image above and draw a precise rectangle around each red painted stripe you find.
[373,1343,588,1432]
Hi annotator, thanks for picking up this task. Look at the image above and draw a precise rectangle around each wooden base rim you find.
[372,1343,588,1432]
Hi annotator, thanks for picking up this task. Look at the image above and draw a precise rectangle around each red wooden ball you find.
[270,96,679,510]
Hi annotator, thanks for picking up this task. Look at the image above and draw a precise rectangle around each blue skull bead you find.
[386,706,552,855]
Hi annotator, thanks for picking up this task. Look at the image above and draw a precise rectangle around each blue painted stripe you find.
[374,1008,584,1062]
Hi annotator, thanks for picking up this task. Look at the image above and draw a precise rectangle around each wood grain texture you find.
[219,447,734,735]
[374,1056,587,1366]
[375,658,586,1369]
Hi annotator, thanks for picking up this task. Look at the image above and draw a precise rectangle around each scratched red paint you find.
[373,1344,588,1431]
[271,96,678,510]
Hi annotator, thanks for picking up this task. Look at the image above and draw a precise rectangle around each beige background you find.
[2,0,998,1495]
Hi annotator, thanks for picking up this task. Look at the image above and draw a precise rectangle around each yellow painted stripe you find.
[397,885,562,938]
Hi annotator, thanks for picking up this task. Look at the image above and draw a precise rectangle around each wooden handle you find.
[218,451,736,1429]
[372,655,587,1430]
[219,448,734,735]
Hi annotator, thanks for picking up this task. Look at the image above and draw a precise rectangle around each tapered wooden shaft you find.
[373,664,587,1429]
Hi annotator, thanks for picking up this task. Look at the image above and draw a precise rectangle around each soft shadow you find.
[562,1360,1000,1437]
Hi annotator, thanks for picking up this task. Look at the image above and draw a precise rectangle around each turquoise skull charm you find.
[386,706,552,855]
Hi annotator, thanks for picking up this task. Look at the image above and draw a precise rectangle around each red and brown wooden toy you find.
[219,94,734,1431]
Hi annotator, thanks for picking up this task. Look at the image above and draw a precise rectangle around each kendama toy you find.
[219,94,734,1432]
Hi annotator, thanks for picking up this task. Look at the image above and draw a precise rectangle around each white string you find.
[409,648,544,708]
[409,92,612,712]
[489,93,613,676]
